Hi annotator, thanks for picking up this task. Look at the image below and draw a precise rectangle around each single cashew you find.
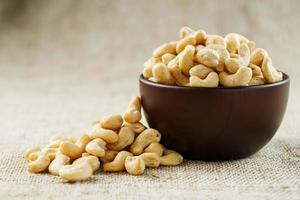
[248,76,265,86]
[27,151,39,161]
[178,45,195,76]
[225,43,250,73]
[168,58,189,86]
[125,156,145,175]
[100,115,123,130]
[122,122,146,135]
[75,134,91,152]
[189,64,214,79]
[85,138,107,157]
[72,155,100,172]
[144,142,165,156]
[152,63,175,85]
[205,35,226,46]
[225,33,249,53]
[249,64,263,77]
[179,26,194,38]
[48,153,70,176]
[196,48,219,68]
[162,53,176,65]
[89,128,118,143]
[250,48,268,66]
[140,152,160,168]
[123,96,142,123]
[189,72,219,87]
[206,44,230,68]
[59,141,82,159]
[160,150,183,166]
[107,126,135,151]
[153,42,177,58]
[219,66,252,87]
[143,57,161,78]
[176,35,196,54]
[261,56,283,83]
[103,151,133,172]
[130,128,161,155]
[27,152,50,173]
[59,162,93,182]
[100,150,119,163]
[24,146,40,161]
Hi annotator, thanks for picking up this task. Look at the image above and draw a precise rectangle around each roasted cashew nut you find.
[250,48,268,66]
[261,56,283,83]
[189,72,219,87]
[249,64,263,77]
[196,48,219,68]
[225,33,250,53]
[27,152,50,173]
[130,128,161,155]
[103,151,133,172]
[85,138,107,157]
[189,64,214,79]
[168,58,189,86]
[205,34,226,46]
[125,156,145,175]
[144,142,165,156]
[176,35,196,54]
[206,44,230,71]
[100,150,119,163]
[248,76,265,86]
[160,150,183,166]
[100,115,123,130]
[153,42,177,58]
[225,43,250,73]
[59,162,93,182]
[140,152,160,168]
[143,57,161,78]
[219,66,252,87]
[152,63,175,85]
[72,155,100,172]
[178,45,195,76]
[24,146,40,161]
[48,153,70,176]
[122,122,146,135]
[107,126,135,151]
[59,141,82,159]
[123,96,142,123]
[162,53,176,65]
[89,127,118,143]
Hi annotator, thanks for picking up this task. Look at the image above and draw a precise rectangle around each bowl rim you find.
[139,72,289,90]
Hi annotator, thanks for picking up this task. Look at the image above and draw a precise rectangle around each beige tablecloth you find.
[0,0,299,199]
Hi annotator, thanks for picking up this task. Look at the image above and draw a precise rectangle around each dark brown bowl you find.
[139,73,289,160]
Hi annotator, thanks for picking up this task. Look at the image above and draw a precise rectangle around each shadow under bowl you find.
[139,73,290,161]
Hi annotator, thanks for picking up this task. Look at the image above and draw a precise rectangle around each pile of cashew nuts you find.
[143,26,283,87]
[24,96,183,182]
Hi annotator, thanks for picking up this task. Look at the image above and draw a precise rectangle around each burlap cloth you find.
[0,0,299,199]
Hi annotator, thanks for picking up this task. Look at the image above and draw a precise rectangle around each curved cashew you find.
[72,155,100,172]
[100,150,119,163]
[140,152,160,168]
[123,96,142,123]
[250,48,268,66]
[225,33,250,53]
[153,42,176,58]
[225,43,250,73]
[24,146,40,161]
[59,141,82,159]
[107,126,135,151]
[179,26,194,38]
[48,153,70,176]
[168,58,189,86]
[196,48,219,68]
[103,151,133,172]
[176,35,196,54]
[100,115,123,130]
[59,162,93,182]
[130,128,161,155]
[143,57,161,78]
[248,76,265,86]
[125,156,145,175]
[27,152,50,173]
[85,138,106,157]
[219,66,252,87]
[160,150,183,166]
[89,128,118,143]
[122,122,146,135]
[152,63,175,85]
[205,35,226,46]
[249,64,263,77]
[144,142,165,156]
[178,45,195,76]
[189,72,219,87]
[189,64,214,79]
[261,56,283,83]
[162,53,176,65]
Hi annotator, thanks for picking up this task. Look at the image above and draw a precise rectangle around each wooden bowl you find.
[139,73,290,160]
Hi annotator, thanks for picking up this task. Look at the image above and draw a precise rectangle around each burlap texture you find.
[0,0,299,199]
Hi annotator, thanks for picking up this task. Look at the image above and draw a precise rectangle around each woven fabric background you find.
[0,0,299,199]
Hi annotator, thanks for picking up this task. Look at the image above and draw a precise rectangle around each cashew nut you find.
[100,115,123,130]
[107,126,135,151]
[123,96,142,123]
[59,141,82,159]
[225,43,250,73]
[261,56,283,83]
[144,142,165,156]
[85,138,107,157]
[178,45,195,76]
[24,146,40,161]
[250,48,268,66]
[48,153,70,176]
[196,48,219,68]
[125,156,145,175]
[176,35,196,54]
[27,152,50,173]
[225,33,250,53]
[162,53,176,65]
[189,64,214,79]
[75,134,91,152]
[160,150,183,166]
[206,44,230,69]
[130,128,161,155]
[143,57,161,78]
[219,66,252,87]
[42,147,58,161]
[100,150,119,163]
[82,152,91,157]
[189,72,219,87]
[89,127,118,143]
[152,63,175,85]
[140,152,160,168]
[59,162,93,182]
[193,30,207,45]
[168,58,189,86]
[153,42,176,58]
[248,76,265,86]
[72,155,100,172]
[103,151,133,172]
[205,35,226,46]
[122,122,146,135]
[249,64,263,77]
